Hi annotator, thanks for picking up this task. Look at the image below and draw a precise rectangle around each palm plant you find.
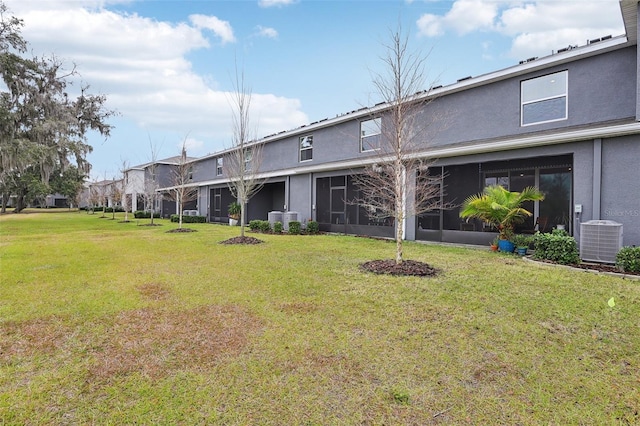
[460,185,545,240]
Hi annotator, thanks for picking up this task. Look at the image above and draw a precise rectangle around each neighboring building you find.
[124,155,196,217]
[151,1,639,247]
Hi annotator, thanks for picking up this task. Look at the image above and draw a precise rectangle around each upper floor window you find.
[521,70,568,126]
[244,148,252,168]
[216,157,223,175]
[360,118,381,152]
[299,135,313,162]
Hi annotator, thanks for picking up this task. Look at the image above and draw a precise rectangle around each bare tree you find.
[225,66,264,238]
[142,139,161,225]
[352,28,446,265]
[108,176,121,220]
[118,160,131,222]
[169,137,198,229]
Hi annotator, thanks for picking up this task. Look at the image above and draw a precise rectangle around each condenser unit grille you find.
[579,220,623,264]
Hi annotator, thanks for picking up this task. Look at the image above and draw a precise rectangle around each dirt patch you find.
[0,316,70,359]
[136,283,171,301]
[1,305,262,381]
[360,259,438,277]
[88,305,262,380]
[529,258,640,277]
[166,227,197,233]
[220,236,264,245]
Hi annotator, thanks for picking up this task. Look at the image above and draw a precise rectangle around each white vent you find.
[579,220,623,263]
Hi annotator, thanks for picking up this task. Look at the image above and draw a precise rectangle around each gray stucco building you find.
[155,0,639,248]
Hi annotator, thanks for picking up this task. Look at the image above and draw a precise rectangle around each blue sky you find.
[5,0,626,180]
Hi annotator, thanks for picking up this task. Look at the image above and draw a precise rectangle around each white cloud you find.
[4,0,308,146]
[258,0,297,8]
[255,25,278,39]
[417,0,498,37]
[189,14,236,44]
[416,0,625,59]
[180,137,205,153]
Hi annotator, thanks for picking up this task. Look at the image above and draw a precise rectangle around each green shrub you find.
[616,246,640,273]
[306,220,319,234]
[169,214,206,223]
[273,221,283,233]
[249,220,262,231]
[533,230,579,265]
[134,210,160,219]
[258,220,271,233]
[288,221,301,235]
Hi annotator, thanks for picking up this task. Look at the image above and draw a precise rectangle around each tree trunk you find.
[239,201,246,237]
[14,190,27,213]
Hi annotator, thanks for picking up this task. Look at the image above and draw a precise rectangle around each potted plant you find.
[228,201,241,226]
[460,185,545,253]
[490,236,499,251]
[512,234,533,256]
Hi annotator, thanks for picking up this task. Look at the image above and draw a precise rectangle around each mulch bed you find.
[360,259,439,277]
[166,228,197,233]
[528,258,639,277]
[220,236,264,245]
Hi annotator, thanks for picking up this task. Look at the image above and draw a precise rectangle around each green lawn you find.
[1,211,638,424]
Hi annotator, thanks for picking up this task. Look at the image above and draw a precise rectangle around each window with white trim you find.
[299,135,313,162]
[216,157,223,176]
[360,118,381,152]
[521,70,568,126]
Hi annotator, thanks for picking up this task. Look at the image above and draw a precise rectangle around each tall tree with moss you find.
[0,2,115,212]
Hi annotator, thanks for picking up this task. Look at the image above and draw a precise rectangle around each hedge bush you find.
[616,246,640,273]
[533,229,580,265]
[306,220,319,234]
[273,221,283,233]
[169,214,206,223]
[288,221,301,235]
[249,220,262,232]
[134,210,160,219]
[258,220,271,233]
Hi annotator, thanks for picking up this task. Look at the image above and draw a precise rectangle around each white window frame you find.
[299,135,313,162]
[216,157,223,176]
[360,118,381,152]
[521,70,568,126]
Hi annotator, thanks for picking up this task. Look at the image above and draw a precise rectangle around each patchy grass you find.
[1,210,639,424]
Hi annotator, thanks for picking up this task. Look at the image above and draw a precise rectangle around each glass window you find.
[244,148,252,168]
[521,71,567,126]
[300,135,313,162]
[360,118,381,152]
[216,157,223,176]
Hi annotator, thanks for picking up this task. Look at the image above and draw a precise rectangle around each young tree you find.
[352,28,446,265]
[108,177,122,220]
[142,140,161,225]
[118,160,131,222]
[169,138,198,229]
[225,67,264,239]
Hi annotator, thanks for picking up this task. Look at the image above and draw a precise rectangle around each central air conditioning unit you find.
[579,220,623,263]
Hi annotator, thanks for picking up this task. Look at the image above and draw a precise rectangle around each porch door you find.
[331,187,346,225]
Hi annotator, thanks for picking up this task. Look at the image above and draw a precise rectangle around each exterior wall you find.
[215,45,638,175]
[191,156,218,182]
[600,134,640,246]
[417,47,637,150]
[153,27,639,247]
[288,174,313,224]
